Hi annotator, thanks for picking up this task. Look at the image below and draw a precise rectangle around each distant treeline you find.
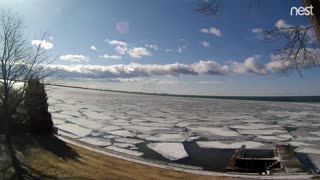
[49,84,320,103]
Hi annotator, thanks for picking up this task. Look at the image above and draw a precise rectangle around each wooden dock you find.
[275,145,310,175]
[225,144,310,175]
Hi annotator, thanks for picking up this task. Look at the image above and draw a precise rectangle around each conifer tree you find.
[25,78,53,134]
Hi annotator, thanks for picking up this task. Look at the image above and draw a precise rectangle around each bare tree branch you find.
[194,0,220,16]
[263,25,319,75]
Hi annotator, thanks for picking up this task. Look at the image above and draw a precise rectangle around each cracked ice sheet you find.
[254,134,292,143]
[67,118,104,129]
[197,141,273,149]
[310,132,320,136]
[147,143,188,161]
[230,123,282,130]
[53,119,66,125]
[113,143,136,148]
[107,130,136,137]
[145,133,190,142]
[131,122,175,128]
[295,147,320,154]
[114,138,143,144]
[100,125,121,132]
[187,126,243,140]
[288,141,316,146]
[105,146,143,156]
[123,125,171,134]
[237,128,288,135]
[56,123,92,137]
[84,111,108,120]
[52,113,73,119]
[78,137,111,147]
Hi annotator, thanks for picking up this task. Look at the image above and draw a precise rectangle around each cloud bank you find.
[47,51,319,79]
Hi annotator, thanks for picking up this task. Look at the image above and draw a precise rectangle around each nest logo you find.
[290,5,314,16]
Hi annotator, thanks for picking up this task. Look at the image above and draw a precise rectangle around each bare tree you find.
[0,9,53,179]
[195,0,320,74]
[263,25,318,74]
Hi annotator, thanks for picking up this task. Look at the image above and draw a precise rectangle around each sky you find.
[1,0,320,96]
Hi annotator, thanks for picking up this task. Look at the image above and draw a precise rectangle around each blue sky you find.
[2,0,320,96]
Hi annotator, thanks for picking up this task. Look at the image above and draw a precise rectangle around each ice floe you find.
[288,141,315,146]
[100,125,121,132]
[108,130,136,137]
[230,123,282,130]
[145,133,189,142]
[187,126,242,140]
[67,118,104,129]
[237,129,287,135]
[56,123,92,137]
[254,135,291,143]
[113,143,135,148]
[295,147,320,154]
[85,111,108,120]
[147,143,188,160]
[114,138,143,144]
[78,137,111,146]
[197,141,270,149]
[310,132,320,136]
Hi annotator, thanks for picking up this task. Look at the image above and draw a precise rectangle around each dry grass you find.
[12,135,236,180]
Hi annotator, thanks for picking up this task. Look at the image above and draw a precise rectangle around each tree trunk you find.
[3,86,24,179]
[5,134,24,180]
[303,0,320,45]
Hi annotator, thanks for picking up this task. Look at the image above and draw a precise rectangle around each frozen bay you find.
[48,86,320,171]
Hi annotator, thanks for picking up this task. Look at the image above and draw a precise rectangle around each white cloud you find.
[31,40,53,50]
[251,28,263,33]
[49,48,320,79]
[90,45,98,51]
[108,40,152,59]
[200,41,210,48]
[108,40,128,47]
[145,44,159,51]
[115,46,128,55]
[127,47,152,59]
[59,54,89,62]
[99,54,122,60]
[200,27,222,37]
[275,19,291,29]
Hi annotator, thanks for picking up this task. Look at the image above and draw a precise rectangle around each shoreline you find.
[59,135,316,179]
[48,83,320,103]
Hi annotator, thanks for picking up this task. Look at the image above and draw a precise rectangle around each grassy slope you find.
[12,135,235,180]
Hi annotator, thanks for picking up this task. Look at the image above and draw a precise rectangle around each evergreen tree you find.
[24,78,53,134]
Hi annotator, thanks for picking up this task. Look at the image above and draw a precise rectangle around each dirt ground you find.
[11,135,236,180]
